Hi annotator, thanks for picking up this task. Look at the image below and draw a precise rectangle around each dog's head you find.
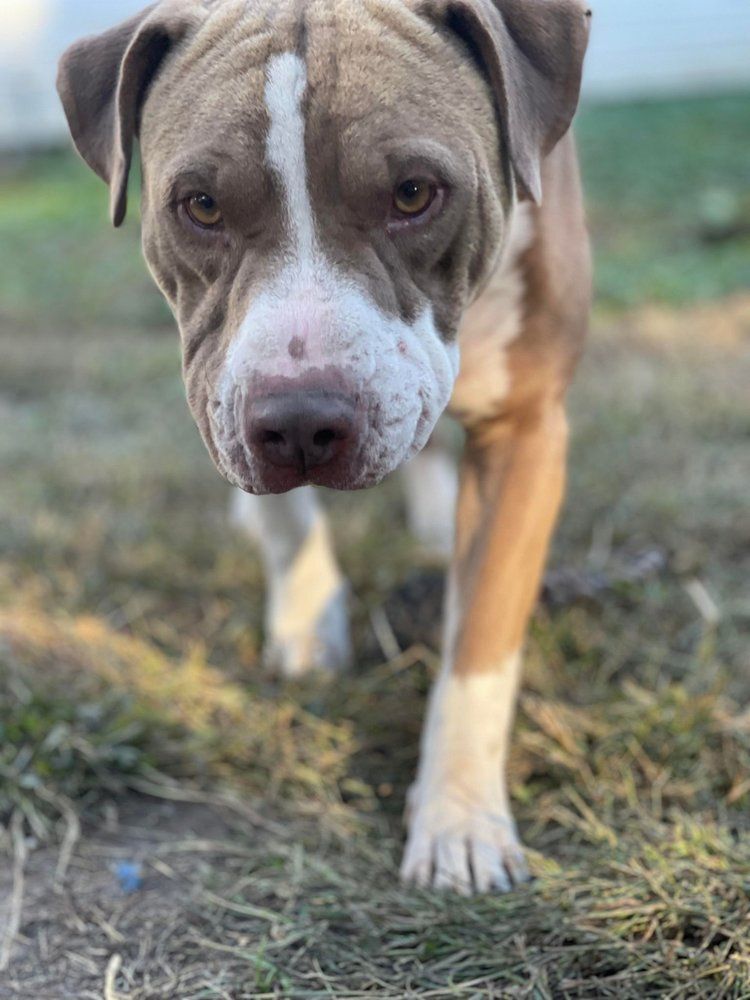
[58,0,589,494]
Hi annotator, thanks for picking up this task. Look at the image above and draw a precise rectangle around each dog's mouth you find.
[247,467,384,495]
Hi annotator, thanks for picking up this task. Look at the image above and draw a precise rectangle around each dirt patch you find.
[0,799,262,1000]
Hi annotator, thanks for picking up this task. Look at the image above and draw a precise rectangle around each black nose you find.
[246,391,357,474]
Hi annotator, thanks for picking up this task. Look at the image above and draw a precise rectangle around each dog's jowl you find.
[58,0,592,894]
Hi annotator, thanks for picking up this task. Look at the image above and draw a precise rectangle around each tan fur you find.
[447,136,592,676]
[450,405,569,674]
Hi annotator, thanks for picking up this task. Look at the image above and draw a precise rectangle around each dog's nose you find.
[246,391,357,474]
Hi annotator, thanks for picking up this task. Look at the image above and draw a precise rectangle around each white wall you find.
[0,0,749,148]
[583,0,750,99]
[0,0,145,147]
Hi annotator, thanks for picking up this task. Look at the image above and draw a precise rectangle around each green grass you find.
[577,94,750,309]
[0,153,168,332]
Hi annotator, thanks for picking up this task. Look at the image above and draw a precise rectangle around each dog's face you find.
[138,3,504,493]
[58,0,590,494]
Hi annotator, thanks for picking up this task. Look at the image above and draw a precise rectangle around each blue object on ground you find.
[114,861,144,894]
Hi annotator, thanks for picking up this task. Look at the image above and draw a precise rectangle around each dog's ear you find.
[429,0,592,203]
[57,3,195,227]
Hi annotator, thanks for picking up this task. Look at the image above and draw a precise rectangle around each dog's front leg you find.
[401,402,569,893]
[231,488,351,678]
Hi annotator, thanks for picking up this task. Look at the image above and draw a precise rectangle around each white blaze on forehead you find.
[264,52,316,260]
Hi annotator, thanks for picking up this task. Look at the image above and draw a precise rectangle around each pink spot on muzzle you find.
[288,336,305,360]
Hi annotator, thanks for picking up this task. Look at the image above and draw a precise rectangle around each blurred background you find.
[0,3,749,998]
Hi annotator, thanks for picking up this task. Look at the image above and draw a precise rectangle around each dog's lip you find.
[231,459,388,495]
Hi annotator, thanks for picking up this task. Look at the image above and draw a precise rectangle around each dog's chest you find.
[449,205,535,427]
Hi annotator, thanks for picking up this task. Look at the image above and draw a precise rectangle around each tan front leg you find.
[401,402,568,893]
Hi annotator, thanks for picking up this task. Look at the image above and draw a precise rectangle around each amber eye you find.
[185,192,222,228]
[393,178,436,217]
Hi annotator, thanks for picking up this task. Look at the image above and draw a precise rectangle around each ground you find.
[0,94,749,998]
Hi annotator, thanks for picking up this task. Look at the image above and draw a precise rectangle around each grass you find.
[577,94,750,309]
[1,94,750,996]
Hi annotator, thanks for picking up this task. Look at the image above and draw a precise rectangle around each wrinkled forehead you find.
[140,0,498,173]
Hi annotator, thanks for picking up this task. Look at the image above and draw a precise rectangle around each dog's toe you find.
[399,838,434,889]
[468,838,513,893]
[433,836,473,894]
[401,798,530,895]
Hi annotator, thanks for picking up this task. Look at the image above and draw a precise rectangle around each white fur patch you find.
[264,52,316,262]
[231,487,351,676]
[401,654,529,893]
[209,51,460,494]
[449,204,536,426]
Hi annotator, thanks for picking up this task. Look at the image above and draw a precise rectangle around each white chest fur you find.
[449,204,536,426]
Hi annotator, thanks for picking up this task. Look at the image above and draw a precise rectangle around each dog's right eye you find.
[393,179,435,217]
[185,193,223,229]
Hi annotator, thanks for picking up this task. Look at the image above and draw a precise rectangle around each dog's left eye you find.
[185,193,223,228]
[393,179,436,217]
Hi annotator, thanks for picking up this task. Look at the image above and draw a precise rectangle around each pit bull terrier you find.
[58,0,592,894]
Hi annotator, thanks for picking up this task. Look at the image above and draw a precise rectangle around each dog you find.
[57,0,592,894]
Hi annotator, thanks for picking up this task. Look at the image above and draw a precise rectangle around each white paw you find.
[400,790,530,895]
[265,581,351,679]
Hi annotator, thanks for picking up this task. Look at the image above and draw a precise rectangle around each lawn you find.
[0,94,749,998]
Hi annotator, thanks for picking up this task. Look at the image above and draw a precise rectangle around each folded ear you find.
[56,3,195,227]
[432,0,592,203]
